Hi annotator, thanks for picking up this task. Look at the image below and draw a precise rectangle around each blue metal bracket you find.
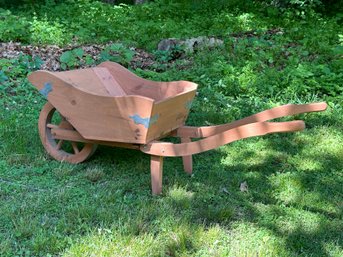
[39,82,53,98]
[129,114,159,128]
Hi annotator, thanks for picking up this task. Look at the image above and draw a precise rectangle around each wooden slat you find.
[51,127,140,150]
[51,127,90,142]
[47,123,59,129]
[93,67,127,97]
[99,61,163,100]
[141,121,306,157]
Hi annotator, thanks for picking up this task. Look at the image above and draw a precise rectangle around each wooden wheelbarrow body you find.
[28,61,197,144]
[28,62,327,195]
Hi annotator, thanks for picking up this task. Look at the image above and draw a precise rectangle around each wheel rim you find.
[38,102,97,163]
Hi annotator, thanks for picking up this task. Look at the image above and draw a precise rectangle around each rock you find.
[183,36,224,52]
[239,181,248,192]
[157,36,224,53]
[157,38,182,52]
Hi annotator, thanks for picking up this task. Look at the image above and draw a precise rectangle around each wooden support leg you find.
[150,155,163,195]
[181,137,193,174]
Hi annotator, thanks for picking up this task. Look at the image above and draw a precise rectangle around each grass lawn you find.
[0,1,343,256]
[1,103,342,256]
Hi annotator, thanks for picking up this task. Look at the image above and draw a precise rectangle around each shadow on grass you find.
[223,132,343,257]
[1,104,342,256]
[164,129,341,253]
[57,112,341,254]
[86,124,342,256]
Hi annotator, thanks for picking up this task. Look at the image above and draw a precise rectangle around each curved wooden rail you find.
[145,102,327,194]
[175,102,327,138]
[141,120,305,157]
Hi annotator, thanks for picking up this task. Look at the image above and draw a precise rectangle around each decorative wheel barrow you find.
[28,61,327,194]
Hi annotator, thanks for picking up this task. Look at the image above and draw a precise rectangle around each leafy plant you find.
[153,45,185,63]
[17,53,43,71]
[99,43,134,66]
[0,70,8,84]
[60,48,85,70]
[29,15,68,45]
[0,54,42,79]
[0,9,30,42]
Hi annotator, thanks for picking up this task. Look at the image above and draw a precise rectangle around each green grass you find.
[1,0,343,256]
[1,99,342,256]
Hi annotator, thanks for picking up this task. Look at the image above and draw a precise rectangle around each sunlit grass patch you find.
[84,166,105,183]
[63,230,161,257]
[167,186,194,209]
[225,222,289,257]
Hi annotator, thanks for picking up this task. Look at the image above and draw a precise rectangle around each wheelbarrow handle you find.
[175,102,327,138]
[141,120,305,157]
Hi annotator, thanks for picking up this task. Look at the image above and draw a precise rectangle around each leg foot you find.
[150,155,163,195]
[181,137,193,174]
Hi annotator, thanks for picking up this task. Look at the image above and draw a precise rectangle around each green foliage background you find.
[1,0,342,105]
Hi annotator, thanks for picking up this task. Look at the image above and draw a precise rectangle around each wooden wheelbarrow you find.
[28,61,327,194]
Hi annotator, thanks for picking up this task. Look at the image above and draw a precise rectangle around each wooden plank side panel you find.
[146,90,197,142]
[99,62,198,101]
[28,71,153,144]
[98,61,164,100]
[161,81,198,99]
[56,69,110,96]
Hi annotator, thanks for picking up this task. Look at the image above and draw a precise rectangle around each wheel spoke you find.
[56,140,64,150]
[47,123,59,129]
[71,142,80,154]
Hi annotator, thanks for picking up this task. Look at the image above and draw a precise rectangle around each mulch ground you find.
[0,42,156,71]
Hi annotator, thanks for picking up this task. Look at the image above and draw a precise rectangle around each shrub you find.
[0,9,30,42]
[29,15,69,45]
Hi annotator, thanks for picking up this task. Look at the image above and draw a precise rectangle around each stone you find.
[157,36,224,53]
[157,38,182,52]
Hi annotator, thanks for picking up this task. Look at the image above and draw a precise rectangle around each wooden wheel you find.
[38,102,97,163]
